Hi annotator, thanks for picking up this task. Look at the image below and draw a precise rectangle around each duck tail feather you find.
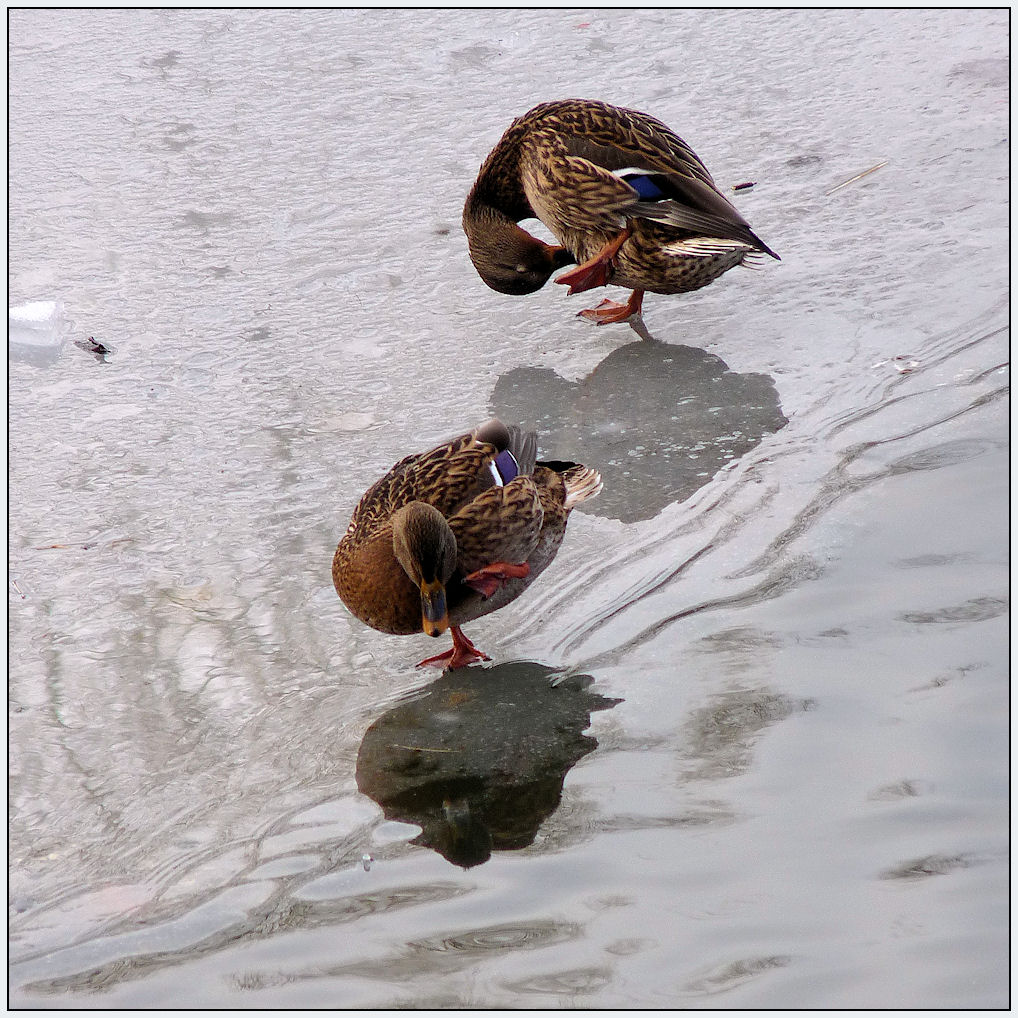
[561,465,603,508]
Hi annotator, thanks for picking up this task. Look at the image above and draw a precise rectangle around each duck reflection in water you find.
[490,330,788,524]
[356,661,620,868]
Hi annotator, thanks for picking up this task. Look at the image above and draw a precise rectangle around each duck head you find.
[392,502,458,637]
[463,205,573,295]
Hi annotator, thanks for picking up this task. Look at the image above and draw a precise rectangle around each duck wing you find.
[348,419,535,537]
[447,476,545,576]
[528,100,779,258]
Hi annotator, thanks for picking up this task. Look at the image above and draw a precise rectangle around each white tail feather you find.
[564,467,603,508]
[662,236,755,258]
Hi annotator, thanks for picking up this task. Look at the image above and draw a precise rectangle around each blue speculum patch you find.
[622,172,666,201]
[491,449,519,485]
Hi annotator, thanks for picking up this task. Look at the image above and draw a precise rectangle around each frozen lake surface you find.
[8,9,1008,1008]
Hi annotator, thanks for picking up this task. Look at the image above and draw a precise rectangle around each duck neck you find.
[462,190,518,241]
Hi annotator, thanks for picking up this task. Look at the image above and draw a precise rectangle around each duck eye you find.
[515,263,529,273]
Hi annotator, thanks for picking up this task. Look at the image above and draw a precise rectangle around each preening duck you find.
[332,419,602,670]
[463,98,778,324]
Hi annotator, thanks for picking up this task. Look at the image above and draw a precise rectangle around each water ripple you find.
[681,954,792,996]
[410,919,581,955]
[899,596,1007,626]
[530,302,1008,671]
[502,964,613,995]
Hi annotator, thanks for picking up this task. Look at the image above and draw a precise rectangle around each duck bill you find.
[420,579,449,637]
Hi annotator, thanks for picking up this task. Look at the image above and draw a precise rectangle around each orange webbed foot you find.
[555,258,612,295]
[463,561,530,599]
[416,625,491,671]
[554,226,633,295]
[577,290,645,326]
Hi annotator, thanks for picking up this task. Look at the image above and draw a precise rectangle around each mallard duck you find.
[332,419,602,670]
[463,98,779,324]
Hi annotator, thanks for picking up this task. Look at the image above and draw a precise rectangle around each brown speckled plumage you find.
[462,99,778,320]
[332,419,601,667]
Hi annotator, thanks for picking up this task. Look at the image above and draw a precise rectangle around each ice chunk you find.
[9,300,64,365]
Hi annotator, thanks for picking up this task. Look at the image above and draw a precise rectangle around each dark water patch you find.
[283,916,590,993]
[18,881,276,996]
[448,43,500,70]
[692,625,783,659]
[867,779,931,802]
[295,918,585,989]
[140,49,182,72]
[593,808,736,833]
[502,964,613,995]
[19,874,473,997]
[893,552,974,570]
[291,882,471,919]
[411,918,581,955]
[817,626,849,638]
[605,937,654,956]
[899,596,1007,626]
[681,954,792,995]
[356,661,620,868]
[231,969,295,991]
[580,554,826,669]
[490,338,787,523]
[234,918,585,992]
[682,689,816,782]
[948,57,1009,88]
[160,121,198,151]
[879,853,973,882]
[908,661,989,693]
[177,209,234,236]
[888,437,1001,475]
[737,391,1007,585]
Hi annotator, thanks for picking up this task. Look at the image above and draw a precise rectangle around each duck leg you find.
[553,226,633,295]
[416,625,491,670]
[577,288,646,325]
[462,561,530,599]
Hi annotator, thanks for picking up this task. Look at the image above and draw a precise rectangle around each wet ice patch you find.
[290,795,380,828]
[372,820,424,845]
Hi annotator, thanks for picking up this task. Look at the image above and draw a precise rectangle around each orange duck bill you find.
[419,578,449,638]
